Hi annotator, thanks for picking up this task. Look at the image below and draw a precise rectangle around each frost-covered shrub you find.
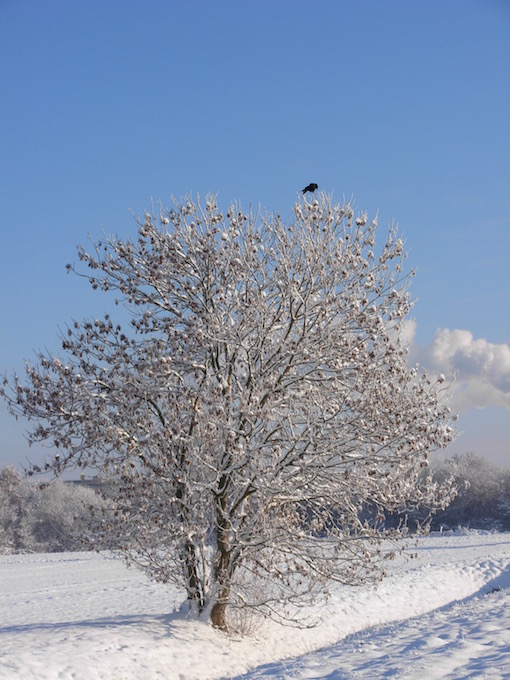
[426,454,510,531]
[0,466,39,553]
[0,467,102,553]
[32,480,103,552]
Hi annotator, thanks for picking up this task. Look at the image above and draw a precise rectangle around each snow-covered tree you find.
[31,479,102,552]
[0,466,102,553]
[0,466,38,552]
[1,193,456,631]
[427,453,510,530]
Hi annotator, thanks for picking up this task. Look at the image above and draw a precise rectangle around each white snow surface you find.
[1,532,510,679]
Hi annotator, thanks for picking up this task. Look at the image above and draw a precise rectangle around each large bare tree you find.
[1,193,456,631]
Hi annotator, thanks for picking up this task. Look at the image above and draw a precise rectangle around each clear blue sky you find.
[1,0,509,470]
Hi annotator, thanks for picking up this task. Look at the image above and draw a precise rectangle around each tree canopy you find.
[1,193,456,631]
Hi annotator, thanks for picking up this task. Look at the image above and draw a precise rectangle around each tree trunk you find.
[210,599,228,631]
[212,465,231,631]
[184,539,204,610]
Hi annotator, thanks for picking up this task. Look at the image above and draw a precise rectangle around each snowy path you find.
[1,532,509,679]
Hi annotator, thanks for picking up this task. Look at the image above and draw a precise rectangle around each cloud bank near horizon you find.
[408,325,510,412]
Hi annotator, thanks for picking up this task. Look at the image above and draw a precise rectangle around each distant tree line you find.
[426,453,510,531]
[0,466,103,553]
[1,452,509,554]
[383,452,510,532]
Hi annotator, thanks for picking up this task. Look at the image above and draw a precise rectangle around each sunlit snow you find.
[1,532,509,679]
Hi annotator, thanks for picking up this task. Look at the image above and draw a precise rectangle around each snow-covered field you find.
[1,532,510,679]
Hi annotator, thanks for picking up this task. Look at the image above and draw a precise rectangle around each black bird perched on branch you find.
[302,183,318,194]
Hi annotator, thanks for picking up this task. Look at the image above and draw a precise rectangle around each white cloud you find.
[408,327,510,411]
[400,319,417,350]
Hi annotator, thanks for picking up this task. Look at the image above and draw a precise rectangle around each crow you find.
[302,183,318,194]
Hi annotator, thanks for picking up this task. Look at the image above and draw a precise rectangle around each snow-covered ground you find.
[1,532,509,679]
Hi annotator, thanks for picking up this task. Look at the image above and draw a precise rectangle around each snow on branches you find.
[1,193,457,632]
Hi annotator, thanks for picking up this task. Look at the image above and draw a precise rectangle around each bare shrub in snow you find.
[1,192,456,631]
